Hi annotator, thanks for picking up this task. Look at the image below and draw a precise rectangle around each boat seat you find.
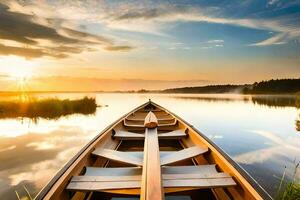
[67,165,236,192]
[112,129,187,140]
[123,119,177,128]
[125,117,175,122]
[161,146,208,166]
[85,165,219,176]
[92,145,207,167]
[92,148,143,166]
[85,166,142,176]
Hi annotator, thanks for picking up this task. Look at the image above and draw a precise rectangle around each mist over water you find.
[0,93,299,199]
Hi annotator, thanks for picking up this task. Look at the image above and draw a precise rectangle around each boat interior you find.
[41,101,266,200]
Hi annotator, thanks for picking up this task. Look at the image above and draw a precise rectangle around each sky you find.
[0,0,299,91]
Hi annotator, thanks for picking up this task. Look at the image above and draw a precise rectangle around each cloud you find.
[101,3,300,46]
[60,28,113,46]
[234,130,300,164]
[0,4,79,45]
[104,45,135,52]
[0,2,134,59]
[207,40,224,44]
[0,43,65,58]
[250,33,287,46]
[2,0,300,51]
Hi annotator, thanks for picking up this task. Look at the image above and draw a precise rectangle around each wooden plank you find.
[125,117,175,121]
[158,120,177,127]
[162,165,217,174]
[161,146,208,166]
[162,172,231,180]
[123,122,178,128]
[144,112,158,128]
[163,178,236,188]
[67,177,235,191]
[85,165,221,177]
[85,167,142,176]
[124,112,175,128]
[70,172,230,183]
[141,127,164,200]
[71,175,141,182]
[67,180,140,191]
[158,130,186,139]
[113,130,145,140]
[113,130,186,140]
[92,148,143,166]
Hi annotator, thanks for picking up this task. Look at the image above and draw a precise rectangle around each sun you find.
[0,57,37,91]
[7,65,33,80]
[1,57,34,80]
[9,68,32,79]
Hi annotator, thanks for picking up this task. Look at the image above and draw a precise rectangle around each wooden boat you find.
[36,100,272,200]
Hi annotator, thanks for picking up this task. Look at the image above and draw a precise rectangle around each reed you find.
[0,96,97,120]
[276,162,300,200]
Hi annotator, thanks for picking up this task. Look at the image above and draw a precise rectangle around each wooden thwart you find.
[67,164,236,193]
[70,172,231,183]
[158,130,187,139]
[92,148,143,166]
[160,146,208,166]
[67,173,235,191]
[85,167,142,176]
[67,180,140,191]
[85,164,220,177]
[112,129,187,140]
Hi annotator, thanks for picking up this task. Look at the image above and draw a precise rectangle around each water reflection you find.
[0,125,93,199]
[0,93,299,199]
[169,94,299,108]
[251,95,299,108]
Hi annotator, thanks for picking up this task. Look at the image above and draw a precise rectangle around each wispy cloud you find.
[207,40,224,44]
[1,0,299,57]
[249,33,287,46]
[234,130,300,164]
[91,2,299,46]
[0,1,134,59]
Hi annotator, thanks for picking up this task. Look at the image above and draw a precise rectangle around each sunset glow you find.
[0,0,299,91]
[2,57,34,79]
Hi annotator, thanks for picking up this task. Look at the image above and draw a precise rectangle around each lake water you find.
[0,93,299,199]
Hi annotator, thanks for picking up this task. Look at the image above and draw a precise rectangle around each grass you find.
[276,162,300,200]
[0,96,97,120]
[276,182,300,200]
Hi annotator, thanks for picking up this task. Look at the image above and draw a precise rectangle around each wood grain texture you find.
[113,129,186,140]
[144,112,158,128]
[92,148,143,166]
[141,127,164,200]
[161,146,208,166]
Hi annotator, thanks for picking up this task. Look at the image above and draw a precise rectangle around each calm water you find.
[0,93,299,199]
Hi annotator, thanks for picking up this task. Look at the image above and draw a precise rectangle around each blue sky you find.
[0,0,299,90]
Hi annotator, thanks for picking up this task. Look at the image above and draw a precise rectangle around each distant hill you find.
[163,84,248,94]
[161,78,300,94]
[244,79,300,94]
